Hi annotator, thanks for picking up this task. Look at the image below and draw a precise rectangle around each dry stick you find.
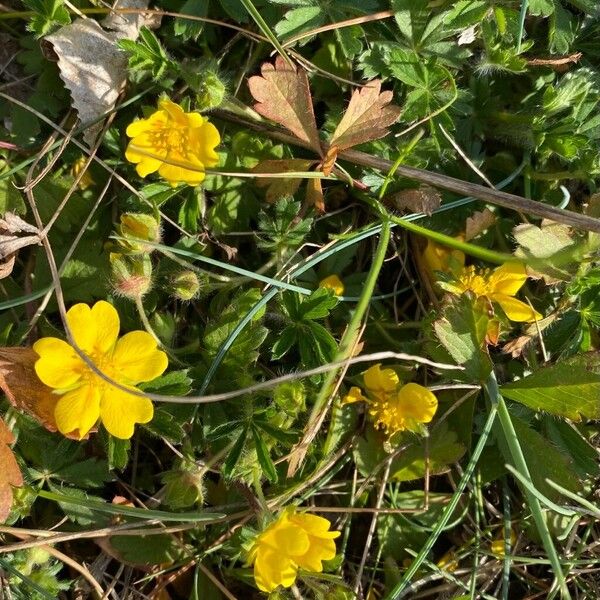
[213,110,600,234]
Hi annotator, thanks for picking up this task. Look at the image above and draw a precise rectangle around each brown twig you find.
[213,109,600,234]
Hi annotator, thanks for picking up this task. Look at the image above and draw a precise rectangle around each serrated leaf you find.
[251,426,278,483]
[501,353,600,420]
[110,534,181,566]
[297,287,339,320]
[433,295,492,382]
[271,326,297,360]
[108,436,130,471]
[329,80,401,151]
[24,0,70,37]
[248,57,322,154]
[254,420,299,445]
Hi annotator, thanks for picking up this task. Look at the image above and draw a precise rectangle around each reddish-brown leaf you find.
[305,178,325,213]
[329,80,401,151]
[248,57,322,155]
[321,146,338,177]
[390,186,441,216]
[0,417,23,522]
[465,208,496,241]
[0,347,82,440]
[253,159,317,203]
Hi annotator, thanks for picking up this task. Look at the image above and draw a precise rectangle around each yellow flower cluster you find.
[125,98,220,187]
[247,507,340,592]
[443,262,541,323]
[33,301,168,440]
[343,364,438,438]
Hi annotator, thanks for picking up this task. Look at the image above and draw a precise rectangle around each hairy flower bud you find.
[171,270,201,301]
[110,254,152,300]
[181,62,227,111]
[116,213,161,254]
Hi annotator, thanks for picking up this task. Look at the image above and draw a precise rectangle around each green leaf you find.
[433,295,493,382]
[529,0,555,16]
[282,287,339,321]
[108,436,130,471]
[0,174,26,215]
[501,353,600,420]
[549,2,576,54]
[110,534,182,565]
[118,27,177,83]
[173,0,208,41]
[274,6,323,39]
[55,459,112,489]
[23,0,70,37]
[499,414,582,500]
[271,325,297,360]
[139,370,193,396]
[222,426,248,479]
[251,425,278,483]
[254,420,299,445]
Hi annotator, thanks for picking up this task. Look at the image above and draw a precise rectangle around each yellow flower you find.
[125,98,220,187]
[443,262,542,322]
[247,507,340,593]
[422,237,465,278]
[490,528,517,556]
[342,364,438,437]
[318,274,344,296]
[436,550,459,573]
[70,157,94,190]
[33,301,168,440]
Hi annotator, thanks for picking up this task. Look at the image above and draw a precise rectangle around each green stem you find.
[307,220,391,449]
[485,374,571,600]
[385,400,498,599]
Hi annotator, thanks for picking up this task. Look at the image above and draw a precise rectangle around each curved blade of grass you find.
[385,401,498,599]
[486,375,570,600]
[545,479,600,518]
[0,286,52,312]
[37,490,225,522]
[504,465,577,517]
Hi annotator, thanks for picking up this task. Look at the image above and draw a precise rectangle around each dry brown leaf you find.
[0,417,23,522]
[248,57,322,155]
[465,208,496,241]
[44,1,155,146]
[0,213,41,280]
[305,178,325,213]
[253,159,316,203]
[329,80,401,151]
[321,146,338,177]
[0,347,81,440]
[389,186,441,216]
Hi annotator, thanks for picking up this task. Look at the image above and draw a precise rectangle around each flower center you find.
[458,265,491,297]
[81,351,119,389]
[149,125,190,156]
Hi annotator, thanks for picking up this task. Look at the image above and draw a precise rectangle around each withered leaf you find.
[329,80,401,151]
[0,417,23,522]
[465,208,496,241]
[305,178,325,213]
[0,213,41,280]
[253,159,316,203]
[248,57,322,155]
[0,347,81,440]
[390,185,441,216]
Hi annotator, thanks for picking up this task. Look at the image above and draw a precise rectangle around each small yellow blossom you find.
[125,98,220,187]
[70,157,94,190]
[436,549,459,573]
[422,237,465,279]
[319,274,345,296]
[247,507,340,593]
[491,528,517,556]
[442,262,542,322]
[33,301,168,440]
[342,364,437,438]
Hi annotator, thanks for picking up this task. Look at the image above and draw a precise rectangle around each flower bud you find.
[117,213,161,254]
[110,254,152,300]
[273,381,306,415]
[162,462,205,509]
[181,61,226,111]
[171,270,201,301]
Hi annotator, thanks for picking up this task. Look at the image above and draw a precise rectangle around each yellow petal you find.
[290,512,340,539]
[99,385,153,439]
[33,337,84,389]
[492,294,542,322]
[54,384,100,439]
[158,162,205,187]
[294,535,337,572]
[273,523,311,556]
[396,383,438,424]
[364,364,399,394]
[125,112,167,138]
[158,98,187,125]
[319,274,344,296]
[66,303,97,354]
[90,301,120,353]
[254,547,297,592]
[112,331,168,384]
[488,262,528,296]
[185,111,206,128]
[342,386,368,405]
[135,157,164,177]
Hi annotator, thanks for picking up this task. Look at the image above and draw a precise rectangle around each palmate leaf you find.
[501,353,600,420]
[247,57,322,154]
[329,80,401,151]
